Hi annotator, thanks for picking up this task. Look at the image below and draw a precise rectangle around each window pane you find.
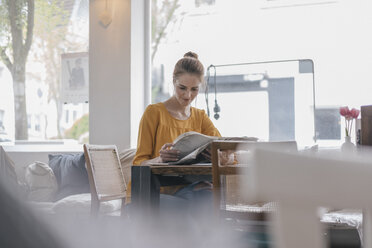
[151,0,371,147]
[0,0,89,144]
[194,61,315,146]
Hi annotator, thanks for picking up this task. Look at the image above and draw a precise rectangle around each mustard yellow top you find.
[133,102,221,165]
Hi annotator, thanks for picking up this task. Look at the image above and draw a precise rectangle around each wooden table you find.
[131,164,211,211]
[131,163,246,212]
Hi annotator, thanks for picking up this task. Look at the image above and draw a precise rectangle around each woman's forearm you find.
[139,156,162,165]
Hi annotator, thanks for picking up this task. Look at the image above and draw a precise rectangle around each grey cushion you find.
[119,148,136,185]
[0,146,18,185]
[25,161,58,202]
[0,146,27,198]
[48,153,89,201]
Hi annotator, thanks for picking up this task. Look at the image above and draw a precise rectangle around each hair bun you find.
[184,51,198,60]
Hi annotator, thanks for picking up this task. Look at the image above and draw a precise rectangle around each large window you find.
[0,0,89,144]
[151,0,372,147]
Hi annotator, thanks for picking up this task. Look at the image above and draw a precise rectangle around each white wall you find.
[89,0,149,151]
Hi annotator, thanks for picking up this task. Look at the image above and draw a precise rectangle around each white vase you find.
[341,136,356,153]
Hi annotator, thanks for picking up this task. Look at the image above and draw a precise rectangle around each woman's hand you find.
[159,143,180,162]
[201,148,235,165]
[218,150,235,165]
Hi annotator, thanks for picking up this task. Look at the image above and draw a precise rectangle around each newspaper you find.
[168,131,258,165]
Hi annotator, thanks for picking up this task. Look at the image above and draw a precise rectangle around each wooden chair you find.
[83,144,127,217]
[211,140,297,220]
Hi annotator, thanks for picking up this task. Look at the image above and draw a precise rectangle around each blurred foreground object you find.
[246,149,372,248]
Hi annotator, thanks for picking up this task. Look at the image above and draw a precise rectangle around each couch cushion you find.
[25,161,58,202]
[119,148,136,185]
[48,153,89,200]
[0,145,18,184]
[52,193,121,215]
[0,146,27,197]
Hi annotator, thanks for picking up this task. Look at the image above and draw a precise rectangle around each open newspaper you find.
[166,131,258,165]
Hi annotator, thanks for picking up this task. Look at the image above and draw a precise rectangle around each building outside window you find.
[0,0,89,144]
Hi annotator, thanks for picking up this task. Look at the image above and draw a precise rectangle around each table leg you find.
[150,174,160,211]
[131,166,160,213]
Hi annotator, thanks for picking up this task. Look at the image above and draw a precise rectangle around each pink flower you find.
[339,106,350,117]
[340,106,360,137]
[350,108,360,119]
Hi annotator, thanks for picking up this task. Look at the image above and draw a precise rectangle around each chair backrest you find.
[248,148,372,248]
[83,144,127,216]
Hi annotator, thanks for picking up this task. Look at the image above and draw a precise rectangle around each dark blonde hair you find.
[173,51,205,83]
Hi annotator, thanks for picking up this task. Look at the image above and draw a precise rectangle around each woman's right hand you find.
[159,143,180,162]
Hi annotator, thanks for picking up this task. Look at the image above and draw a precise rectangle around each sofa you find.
[0,145,136,216]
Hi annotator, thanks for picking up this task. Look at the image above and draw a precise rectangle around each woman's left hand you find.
[218,150,235,165]
[201,148,235,165]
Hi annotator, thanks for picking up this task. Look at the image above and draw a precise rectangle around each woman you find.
[133,51,221,166]
[127,52,238,205]
[127,52,232,205]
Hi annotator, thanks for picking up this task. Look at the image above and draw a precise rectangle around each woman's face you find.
[173,73,201,107]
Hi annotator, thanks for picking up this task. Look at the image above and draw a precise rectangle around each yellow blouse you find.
[133,102,221,165]
[126,103,220,203]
